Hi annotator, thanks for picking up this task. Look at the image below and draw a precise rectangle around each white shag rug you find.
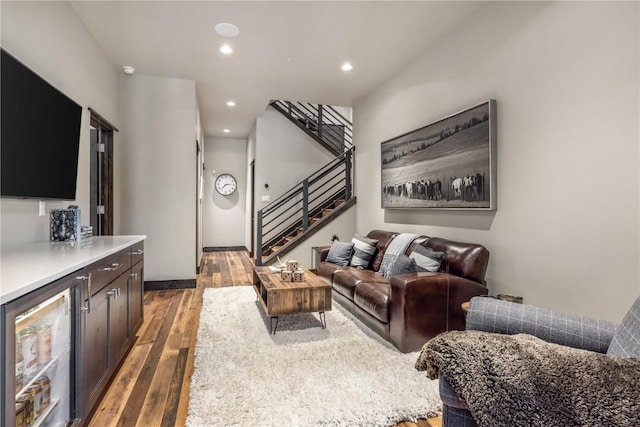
[186,286,441,427]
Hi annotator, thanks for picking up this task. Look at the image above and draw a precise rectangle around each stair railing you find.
[256,147,354,265]
[271,100,353,155]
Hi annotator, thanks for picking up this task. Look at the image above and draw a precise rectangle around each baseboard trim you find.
[203,246,249,252]
[144,279,196,291]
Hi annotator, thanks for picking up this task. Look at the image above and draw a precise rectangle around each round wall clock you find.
[214,173,237,195]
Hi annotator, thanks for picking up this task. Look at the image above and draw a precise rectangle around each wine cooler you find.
[2,272,81,427]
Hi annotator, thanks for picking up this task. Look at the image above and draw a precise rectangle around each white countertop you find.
[0,235,146,304]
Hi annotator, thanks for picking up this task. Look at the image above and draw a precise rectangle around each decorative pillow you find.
[607,296,640,358]
[409,245,444,272]
[349,234,378,269]
[325,241,355,267]
[388,254,417,277]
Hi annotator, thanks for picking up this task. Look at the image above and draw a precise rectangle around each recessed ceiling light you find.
[341,62,353,72]
[122,65,135,75]
[223,129,230,133]
[215,23,240,38]
[220,44,233,55]
[226,101,236,107]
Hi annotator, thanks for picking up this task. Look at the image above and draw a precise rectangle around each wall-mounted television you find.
[1,48,83,200]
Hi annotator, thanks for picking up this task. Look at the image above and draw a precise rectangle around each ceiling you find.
[71,1,489,139]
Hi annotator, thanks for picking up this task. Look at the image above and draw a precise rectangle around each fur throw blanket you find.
[416,331,640,427]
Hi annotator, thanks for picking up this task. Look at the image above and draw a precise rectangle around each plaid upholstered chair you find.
[424,296,640,427]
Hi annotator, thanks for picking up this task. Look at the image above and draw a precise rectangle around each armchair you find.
[416,296,640,427]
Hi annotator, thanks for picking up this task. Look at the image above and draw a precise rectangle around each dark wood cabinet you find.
[108,273,130,367]
[1,237,145,427]
[81,280,110,413]
[129,261,144,335]
[79,243,144,423]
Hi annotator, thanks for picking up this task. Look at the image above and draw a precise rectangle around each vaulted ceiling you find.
[71,1,490,138]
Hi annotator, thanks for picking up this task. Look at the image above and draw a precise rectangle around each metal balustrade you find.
[270,100,353,156]
[256,147,354,265]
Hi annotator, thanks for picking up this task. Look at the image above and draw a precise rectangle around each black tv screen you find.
[1,49,82,200]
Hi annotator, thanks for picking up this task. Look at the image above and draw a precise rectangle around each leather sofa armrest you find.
[315,246,330,266]
[389,273,488,353]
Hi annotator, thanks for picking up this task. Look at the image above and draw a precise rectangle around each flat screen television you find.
[1,48,83,200]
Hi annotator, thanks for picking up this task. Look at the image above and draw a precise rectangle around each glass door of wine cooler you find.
[2,273,81,427]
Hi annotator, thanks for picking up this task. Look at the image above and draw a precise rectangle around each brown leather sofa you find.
[316,230,490,352]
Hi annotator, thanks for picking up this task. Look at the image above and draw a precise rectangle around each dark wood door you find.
[90,111,115,236]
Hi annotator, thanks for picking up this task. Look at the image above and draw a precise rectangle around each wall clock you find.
[214,173,237,195]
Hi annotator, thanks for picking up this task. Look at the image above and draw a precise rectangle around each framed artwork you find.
[381,99,497,210]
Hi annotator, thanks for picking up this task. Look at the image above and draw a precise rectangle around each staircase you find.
[270,100,353,156]
[256,101,355,266]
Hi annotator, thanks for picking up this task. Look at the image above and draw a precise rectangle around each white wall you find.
[203,137,248,247]
[119,74,198,281]
[254,106,335,212]
[353,1,639,321]
[0,1,120,249]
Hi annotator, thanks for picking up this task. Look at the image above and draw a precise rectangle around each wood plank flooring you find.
[87,251,442,427]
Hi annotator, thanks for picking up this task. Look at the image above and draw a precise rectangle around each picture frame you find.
[381,99,497,210]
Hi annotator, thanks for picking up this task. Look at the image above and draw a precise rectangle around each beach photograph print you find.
[381,100,496,210]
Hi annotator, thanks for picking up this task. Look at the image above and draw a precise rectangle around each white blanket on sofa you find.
[377,233,420,278]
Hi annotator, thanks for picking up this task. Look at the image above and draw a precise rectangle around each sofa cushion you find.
[325,241,354,266]
[349,234,378,269]
[367,230,398,272]
[388,254,417,276]
[353,282,391,323]
[607,296,640,358]
[332,269,387,300]
[409,245,444,272]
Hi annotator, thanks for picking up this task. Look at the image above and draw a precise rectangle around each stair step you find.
[321,208,333,217]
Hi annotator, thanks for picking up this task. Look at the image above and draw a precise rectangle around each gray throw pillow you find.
[389,254,417,276]
[607,296,640,358]
[325,241,355,266]
[410,245,444,272]
[349,234,378,270]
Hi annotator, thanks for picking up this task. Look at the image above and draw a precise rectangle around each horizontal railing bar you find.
[309,176,343,197]
[309,160,347,186]
[261,185,303,216]
[263,207,304,239]
[309,168,344,193]
[323,104,351,127]
[263,203,303,231]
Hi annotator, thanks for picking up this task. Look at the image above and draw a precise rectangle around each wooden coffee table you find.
[252,266,332,334]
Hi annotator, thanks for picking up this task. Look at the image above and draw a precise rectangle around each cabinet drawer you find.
[129,241,144,266]
[86,250,131,294]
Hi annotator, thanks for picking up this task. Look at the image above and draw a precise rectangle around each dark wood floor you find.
[87,251,441,427]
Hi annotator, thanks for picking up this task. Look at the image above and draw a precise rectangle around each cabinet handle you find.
[78,274,92,313]
[101,262,123,272]
[130,272,138,279]
[108,289,117,298]
[129,249,144,255]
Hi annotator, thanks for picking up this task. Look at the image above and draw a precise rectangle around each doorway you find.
[89,109,117,236]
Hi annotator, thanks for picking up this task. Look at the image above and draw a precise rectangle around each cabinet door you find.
[128,262,144,336]
[108,273,129,366]
[81,280,110,416]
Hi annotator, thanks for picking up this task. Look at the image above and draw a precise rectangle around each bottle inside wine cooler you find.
[14,287,72,426]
